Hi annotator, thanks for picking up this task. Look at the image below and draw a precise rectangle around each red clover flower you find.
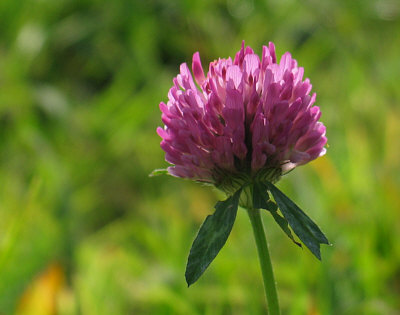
[158,41,327,193]
[154,41,330,314]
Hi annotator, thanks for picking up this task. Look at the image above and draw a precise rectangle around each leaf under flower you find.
[185,188,242,286]
[253,182,301,248]
[252,181,270,209]
[265,181,330,260]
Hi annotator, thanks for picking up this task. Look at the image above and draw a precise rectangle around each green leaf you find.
[265,200,278,212]
[265,181,329,260]
[252,182,270,209]
[253,182,301,247]
[269,208,302,248]
[185,188,242,286]
[149,168,169,177]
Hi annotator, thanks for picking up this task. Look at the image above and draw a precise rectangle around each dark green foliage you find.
[253,182,302,248]
[185,189,242,286]
[266,182,329,260]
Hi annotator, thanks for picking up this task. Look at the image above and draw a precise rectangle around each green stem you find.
[247,208,280,315]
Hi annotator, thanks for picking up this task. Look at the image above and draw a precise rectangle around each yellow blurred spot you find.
[307,306,321,315]
[384,109,400,168]
[16,263,64,315]
[307,297,321,315]
[310,155,342,191]
[310,155,354,219]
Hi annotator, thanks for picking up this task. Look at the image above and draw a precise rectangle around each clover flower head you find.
[158,41,327,191]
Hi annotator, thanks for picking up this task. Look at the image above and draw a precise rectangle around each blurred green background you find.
[0,0,399,314]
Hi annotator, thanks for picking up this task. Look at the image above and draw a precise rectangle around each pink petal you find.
[192,52,206,86]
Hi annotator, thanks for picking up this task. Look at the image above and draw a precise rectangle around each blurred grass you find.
[0,0,400,314]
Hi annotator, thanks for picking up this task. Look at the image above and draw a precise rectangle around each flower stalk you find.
[247,207,280,315]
